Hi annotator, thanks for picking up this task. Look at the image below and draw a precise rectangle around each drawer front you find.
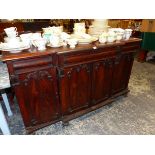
[59,47,116,66]
[122,41,141,52]
[12,55,54,74]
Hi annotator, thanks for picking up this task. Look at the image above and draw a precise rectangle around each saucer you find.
[74,36,98,44]
[47,43,63,48]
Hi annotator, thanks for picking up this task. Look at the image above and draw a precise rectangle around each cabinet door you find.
[92,58,113,104]
[14,68,60,128]
[59,64,91,115]
[112,53,134,94]
[122,53,134,88]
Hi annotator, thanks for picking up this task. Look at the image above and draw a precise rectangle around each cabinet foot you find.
[62,121,69,127]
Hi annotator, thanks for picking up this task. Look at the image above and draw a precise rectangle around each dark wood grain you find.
[59,63,91,115]
[92,58,114,104]
[2,38,141,133]
[6,55,61,132]
[1,38,141,62]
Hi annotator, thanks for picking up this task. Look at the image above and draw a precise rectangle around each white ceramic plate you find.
[78,37,98,44]
[0,43,30,53]
[78,39,92,44]
[47,43,63,48]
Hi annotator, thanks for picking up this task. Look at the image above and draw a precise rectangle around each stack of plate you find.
[70,34,98,44]
[0,42,30,53]
[88,19,110,37]
[77,37,98,44]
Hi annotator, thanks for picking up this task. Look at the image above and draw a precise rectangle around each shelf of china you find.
[1,38,141,133]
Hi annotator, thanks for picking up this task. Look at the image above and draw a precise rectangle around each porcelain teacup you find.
[125,33,131,40]
[6,31,18,38]
[99,33,108,43]
[125,29,132,35]
[99,36,107,43]
[67,38,78,49]
[4,37,20,43]
[116,33,123,41]
[33,38,47,50]
[107,36,115,43]
[20,33,33,46]
[116,35,122,41]
[4,27,18,37]
[4,27,17,33]
[107,31,116,43]
[124,29,132,40]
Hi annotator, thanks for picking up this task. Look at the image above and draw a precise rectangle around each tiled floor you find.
[1,60,155,135]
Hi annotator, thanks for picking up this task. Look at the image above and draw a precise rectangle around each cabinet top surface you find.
[1,38,141,62]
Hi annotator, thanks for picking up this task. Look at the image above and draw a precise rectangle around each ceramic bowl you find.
[107,37,115,43]
[67,38,78,49]
[33,38,47,50]
[99,36,107,43]
[116,35,122,41]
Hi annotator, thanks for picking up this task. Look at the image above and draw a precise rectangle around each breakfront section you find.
[57,47,117,123]
[112,41,140,95]
[7,54,61,133]
[58,50,93,123]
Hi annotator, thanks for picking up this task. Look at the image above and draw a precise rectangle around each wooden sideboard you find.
[1,38,141,133]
